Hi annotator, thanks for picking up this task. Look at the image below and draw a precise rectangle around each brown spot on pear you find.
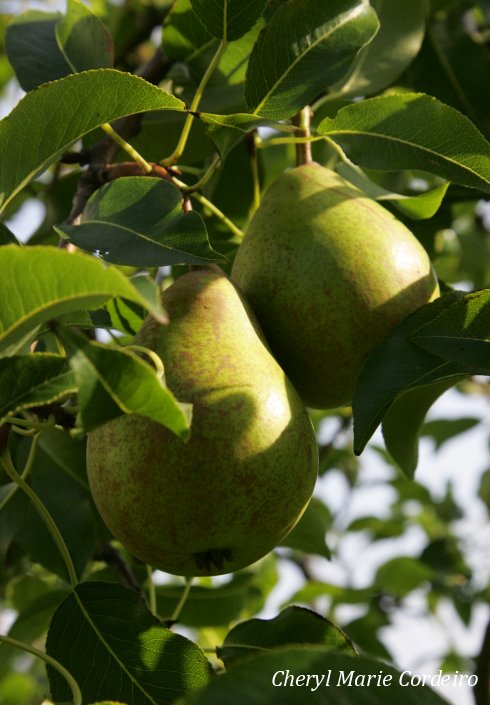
[87,269,318,576]
[232,163,439,409]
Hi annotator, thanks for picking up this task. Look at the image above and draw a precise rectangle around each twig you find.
[93,541,143,595]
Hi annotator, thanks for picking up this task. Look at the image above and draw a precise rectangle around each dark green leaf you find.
[190,0,266,40]
[0,222,19,246]
[57,178,225,266]
[155,573,254,627]
[405,21,490,138]
[4,10,70,91]
[381,378,456,478]
[319,93,490,192]
[13,434,95,581]
[55,0,113,72]
[0,588,69,680]
[245,0,379,118]
[331,0,427,98]
[0,70,185,214]
[280,498,331,559]
[0,354,76,425]
[61,327,192,439]
[37,427,89,491]
[198,111,291,158]
[337,164,449,220]
[352,292,467,455]
[0,246,165,357]
[218,606,355,667]
[179,647,449,704]
[163,0,213,62]
[56,0,113,72]
[46,582,213,705]
[375,556,434,597]
[412,289,490,371]
[478,468,490,509]
[421,417,480,449]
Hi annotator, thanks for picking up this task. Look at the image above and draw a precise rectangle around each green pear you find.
[87,268,318,577]
[232,163,439,409]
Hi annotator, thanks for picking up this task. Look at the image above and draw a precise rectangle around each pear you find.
[87,268,318,577]
[232,164,439,409]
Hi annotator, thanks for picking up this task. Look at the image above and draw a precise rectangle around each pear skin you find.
[232,164,439,409]
[87,269,318,576]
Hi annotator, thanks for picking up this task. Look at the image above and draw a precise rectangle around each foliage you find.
[0,1,489,704]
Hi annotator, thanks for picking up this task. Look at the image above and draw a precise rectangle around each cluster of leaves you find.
[0,0,490,704]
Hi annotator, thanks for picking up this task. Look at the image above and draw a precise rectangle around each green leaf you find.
[0,222,19,245]
[198,112,291,158]
[421,417,480,449]
[0,588,70,680]
[55,0,113,72]
[163,0,213,62]
[0,70,185,214]
[381,378,457,478]
[57,177,225,266]
[337,164,449,220]
[61,327,192,439]
[190,0,266,40]
[332,0,427,98]
[318,93,490,192]
[0,354,76,425]
[4,10,70,91]
[218,606,355,668]
[37,427,89,491]
[245,0,379,118]
[179,647,449,704]
[46,582,213,705]
[280,498,331,559]
[411,289,490,371]
[352,292,467,455]
[0,246,165,357]
[155,573,254,627]
[375,556,434,597]
[13,434,95,581]
[405,20,490,138]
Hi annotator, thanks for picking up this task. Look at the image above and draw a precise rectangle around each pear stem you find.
[292,108,313,165]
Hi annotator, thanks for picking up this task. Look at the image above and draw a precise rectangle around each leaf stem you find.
[248,132,261,216]
[126,345,165,381]
[146,565,157,616]
[162,40,228,166]
[0,432,40,512]
[0,446,78,588]
[191,191,243,241]
[101,123,153,173]
[256,135,324,148]
[3,415,57,432]
[171,577,193,622]
[180,155,221,193]
[0,635,82,705]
